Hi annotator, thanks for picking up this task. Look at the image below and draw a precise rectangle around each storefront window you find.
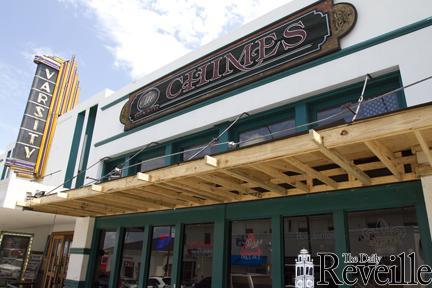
[180,223,214,287]
[140,156,165,172]
[94,230,117,288]
[316,93,401,127]
[230,219,272,288]
[117,228,145,288]
[146,226,175,287]
[283,214,335,288]
[348,207,425,287]
[238,119,295,147]
[182,143,218,161]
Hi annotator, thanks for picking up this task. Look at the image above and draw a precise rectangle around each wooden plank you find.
[65,200,122,215]
[251,164,308,193]
[91,184,103,192]
[365,140,401,180]
[283,157,338,188]
[197,174,258,196]
[128,188,188,206]
[415,130,432,167]
[115,192,171,209]
[137,172,152,182]
[163,182,225,202]
[179,178,241,200]
[310,130,370,186]
[149,183,206,205]
[120,189,178,208]
[86,196,142,212]
[222,169,287,195]
[205,155,219,167]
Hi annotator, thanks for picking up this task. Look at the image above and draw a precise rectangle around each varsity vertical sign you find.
[12,61,60,175]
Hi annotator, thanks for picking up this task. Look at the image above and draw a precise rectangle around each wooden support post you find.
[284,157,338,188]
[365,140,401,180]
[310,129,371,185]
[415,130,432,167]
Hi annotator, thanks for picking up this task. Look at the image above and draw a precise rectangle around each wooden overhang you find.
[21,104,432,217]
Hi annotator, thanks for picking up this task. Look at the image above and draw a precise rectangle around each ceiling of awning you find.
[21,104,432,217]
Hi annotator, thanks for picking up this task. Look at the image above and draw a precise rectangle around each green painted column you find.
[165,143,175,165]
[138,225,152,288]
[212,219,228,287]
[295,102,309,132]
[216,122,231,153]
[333,210,349,288]
[108,227,124,288]
[271,215,284,288]
[416,202,432,265]
[171,223,184,287]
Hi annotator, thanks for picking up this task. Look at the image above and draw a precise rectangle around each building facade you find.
[14,0,432,287]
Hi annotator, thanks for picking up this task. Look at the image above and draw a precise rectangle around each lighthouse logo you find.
[295,249,314,288]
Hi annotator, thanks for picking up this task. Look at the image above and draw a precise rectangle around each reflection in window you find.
[94,230,117,288]
[180,223,214,287]
[147,226,175,286]
[284,214,335,288]
[316,93,401,127]
[348,207,425,287]
[182,143,218,161]
[140,156,165,172]
[118,228,144,288]
[230,219,272,288]
[239,119,295,147]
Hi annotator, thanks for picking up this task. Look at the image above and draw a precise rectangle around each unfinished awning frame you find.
[21,104,432,217]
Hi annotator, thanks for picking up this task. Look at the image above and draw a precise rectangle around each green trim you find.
[69,248,91,255]
[212,210,228,288]
[76,105,98,188]
[85,228,99,288]
[95,16,432,147]
[171,223,183,287]
[138,225,151,288]
[64,279,86,288]
[64,111,85,188]
[333,210,349,288]
[108,227,124,288]
[271,215,283,288]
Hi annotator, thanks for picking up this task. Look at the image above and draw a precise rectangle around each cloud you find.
[59,0,291,79]
[21,45,66,64]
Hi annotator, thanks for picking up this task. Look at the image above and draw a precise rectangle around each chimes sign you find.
[120,0,357,130]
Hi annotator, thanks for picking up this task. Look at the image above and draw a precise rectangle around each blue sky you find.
[0,0,289,153]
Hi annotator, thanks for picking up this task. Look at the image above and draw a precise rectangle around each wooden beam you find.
[179,178,241,200]
[415,130,432,167]
[205,155,219,167]
[222,169,287,195]
[283,157,338,188]
[119,189,178,208]
[137,172,152,182]
[197,174,257,196]
[365,140,401,180]
[150,184,208,205]
[91,184,103,192]
[163,182,225,202]
[310,129,371,186]
[251,164,308,193]
[127,188,188,206]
